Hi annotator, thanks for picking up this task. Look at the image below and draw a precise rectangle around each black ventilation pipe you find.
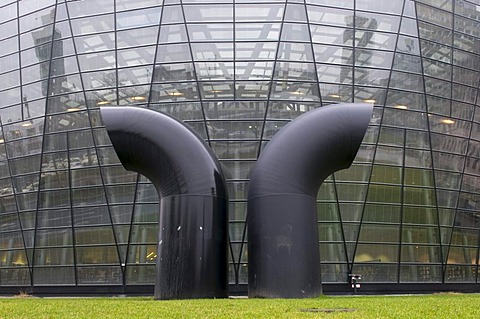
[247,103,373,298]
[100,106,228,300]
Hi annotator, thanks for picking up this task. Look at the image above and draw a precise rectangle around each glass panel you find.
[188,24,233,42]
[125,265,155,284]
[78,51,116,71]
[270,81,320,101]
[67,0,114,17]
[363,204,401,223]
[280,23,311,42]
[117,46,155,67]
[358,224,399,243]
[355,244,398,264]
[447,247,477,265]
[307,6,352,28]
[416,2,452,26]
[116,7,161,30]
[278,42,314,62]
[76,246,120,265]
[357,0,404,14]
[367,184,401,204]
[400,265,442,282]
[126,244,157,264]
[445,265,476,282]
[211,142,260,159]
[371,165,402,184]
[33,267,75,285]
[183,4,233,22]
[335,183,367,202]
[401,245,441,263]
[75,227,116,245]
[34,247,74,265]
[310,25,353,46]
[275,62,316,81]
[235,23,280,41]
[235,81,270,99]
[77,266,122,285]
[236,42,277,60]
[72,187,107,206]
[418,21,452,44]
[235,4,284,22]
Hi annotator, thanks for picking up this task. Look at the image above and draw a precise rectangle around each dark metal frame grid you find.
[0,0,479,294]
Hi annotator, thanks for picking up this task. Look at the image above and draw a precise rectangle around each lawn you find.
[1,293,479,318]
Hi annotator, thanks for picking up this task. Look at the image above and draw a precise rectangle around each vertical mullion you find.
[255,0,289,158]
[330,174,351,276]
[350,0,406,281]
[0,117,32,286]
[64,0,125,287]
[396,0,408,284]
[413,1,446,282]
[10,0,34,286]
[397,128,406,283]
[178,0,213,146]
[230,0,239,286]
[30,0,60,287]
[128,0,166,290]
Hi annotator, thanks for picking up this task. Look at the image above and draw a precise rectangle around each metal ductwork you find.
[247,103,373,298]
[100,106,228,300]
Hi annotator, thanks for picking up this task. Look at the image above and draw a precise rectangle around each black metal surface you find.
[247,103,373,298]
[155,195,227,299]
[100,106,228,300]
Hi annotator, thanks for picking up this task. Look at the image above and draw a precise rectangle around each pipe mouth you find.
[248,103,373,198]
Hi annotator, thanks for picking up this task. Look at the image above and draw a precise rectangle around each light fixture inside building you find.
[441,118,455,124]
[394,105,408,110]
[290,91,304,95]
[167,92,184,96]
[21,121,32,127]
[67,107,81,112]
[0,139,4,144]
[131,96,146,101]
[328,94,341,98]
[363,99,376,103]
[97,101,110,105]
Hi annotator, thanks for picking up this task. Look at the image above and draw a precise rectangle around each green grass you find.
[1,293,480,318]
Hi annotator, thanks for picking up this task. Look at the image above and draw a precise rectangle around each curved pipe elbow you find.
[249,103,373,199]
[247,103,372,298]
[100,106,227,199]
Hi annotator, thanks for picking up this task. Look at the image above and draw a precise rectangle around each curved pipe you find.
[100,106,226,199]
[100,106,228,300]
[247,103,373,298]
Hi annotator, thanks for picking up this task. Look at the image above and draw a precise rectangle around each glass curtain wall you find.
[0,0,479,293]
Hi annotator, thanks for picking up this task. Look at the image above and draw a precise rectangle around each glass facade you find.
[0,0,479,294]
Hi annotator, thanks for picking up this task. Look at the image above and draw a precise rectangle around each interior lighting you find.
[167,92,184,96]
[329,94,341,98]
[363,99,376,103]
[67,107,81,112]
[0,139,4,144]
[290,91,305,95]
[441,118,455,124]
[97,101,110,105]
[131,96,146,101]
[21,122,32,127]
[394,105,408,110]
[146,252,155,259]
